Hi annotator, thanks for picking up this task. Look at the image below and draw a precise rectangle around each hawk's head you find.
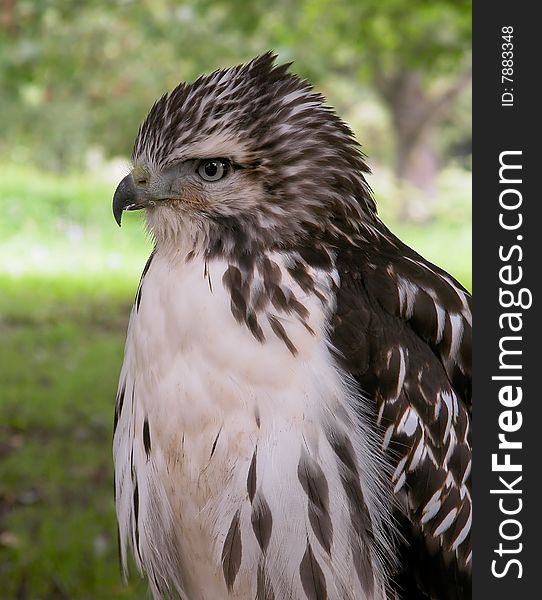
[113,53,377,254]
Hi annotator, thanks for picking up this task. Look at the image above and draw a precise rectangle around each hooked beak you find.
[112,174,146,227]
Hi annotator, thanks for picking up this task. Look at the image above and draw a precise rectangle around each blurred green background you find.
[0,1,471,598]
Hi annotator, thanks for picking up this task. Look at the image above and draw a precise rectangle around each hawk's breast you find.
[113,248,394,600]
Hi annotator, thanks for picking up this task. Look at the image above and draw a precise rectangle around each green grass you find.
[0,275,148,599]
[392,221,471,291]
[0,165,152,598]
[0,163,471,598]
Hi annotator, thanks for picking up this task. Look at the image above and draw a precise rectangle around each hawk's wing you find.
[331,227,472,599]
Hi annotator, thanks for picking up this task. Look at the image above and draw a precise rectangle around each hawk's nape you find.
[111,53,471,600]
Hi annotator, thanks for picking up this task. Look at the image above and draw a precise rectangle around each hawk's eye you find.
[197,159,229,182]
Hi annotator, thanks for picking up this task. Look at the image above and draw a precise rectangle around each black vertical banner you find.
[474,2,540,598]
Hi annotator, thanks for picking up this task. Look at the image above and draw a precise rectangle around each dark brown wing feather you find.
[331,227,472,600]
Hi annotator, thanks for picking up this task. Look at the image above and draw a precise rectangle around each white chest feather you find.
[113,248,394,600]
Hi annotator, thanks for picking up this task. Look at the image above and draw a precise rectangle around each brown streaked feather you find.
[299,541,327,600]
[297,451,333,556]
[143,417,151,459]
[251,494,273,553]
[135,247,156,312]
[247,449,257,503]
[113,380,126,434]
[257,562,275,600]
[267,314,298,355]
[222,510,243,590]
[132,481,142,563]
[222,265,250,323]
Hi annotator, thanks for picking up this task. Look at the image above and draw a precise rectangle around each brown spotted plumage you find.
[222,510,243,590]
[300,541,328,600]
[112,53,471,599]
[298,451,333,556]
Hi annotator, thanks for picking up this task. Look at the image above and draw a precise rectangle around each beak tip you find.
[113,204,123,227]
[113,174,136,227]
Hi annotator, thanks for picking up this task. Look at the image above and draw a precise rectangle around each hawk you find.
[112,54,471,600]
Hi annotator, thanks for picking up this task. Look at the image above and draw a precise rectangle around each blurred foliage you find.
[1,0,470,172]
[205,0,471,79]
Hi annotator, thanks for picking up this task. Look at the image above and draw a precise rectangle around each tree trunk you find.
[375,69,470,222]
[397,130,439,191]
[380,72,439,221]
[1,0,14,34]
